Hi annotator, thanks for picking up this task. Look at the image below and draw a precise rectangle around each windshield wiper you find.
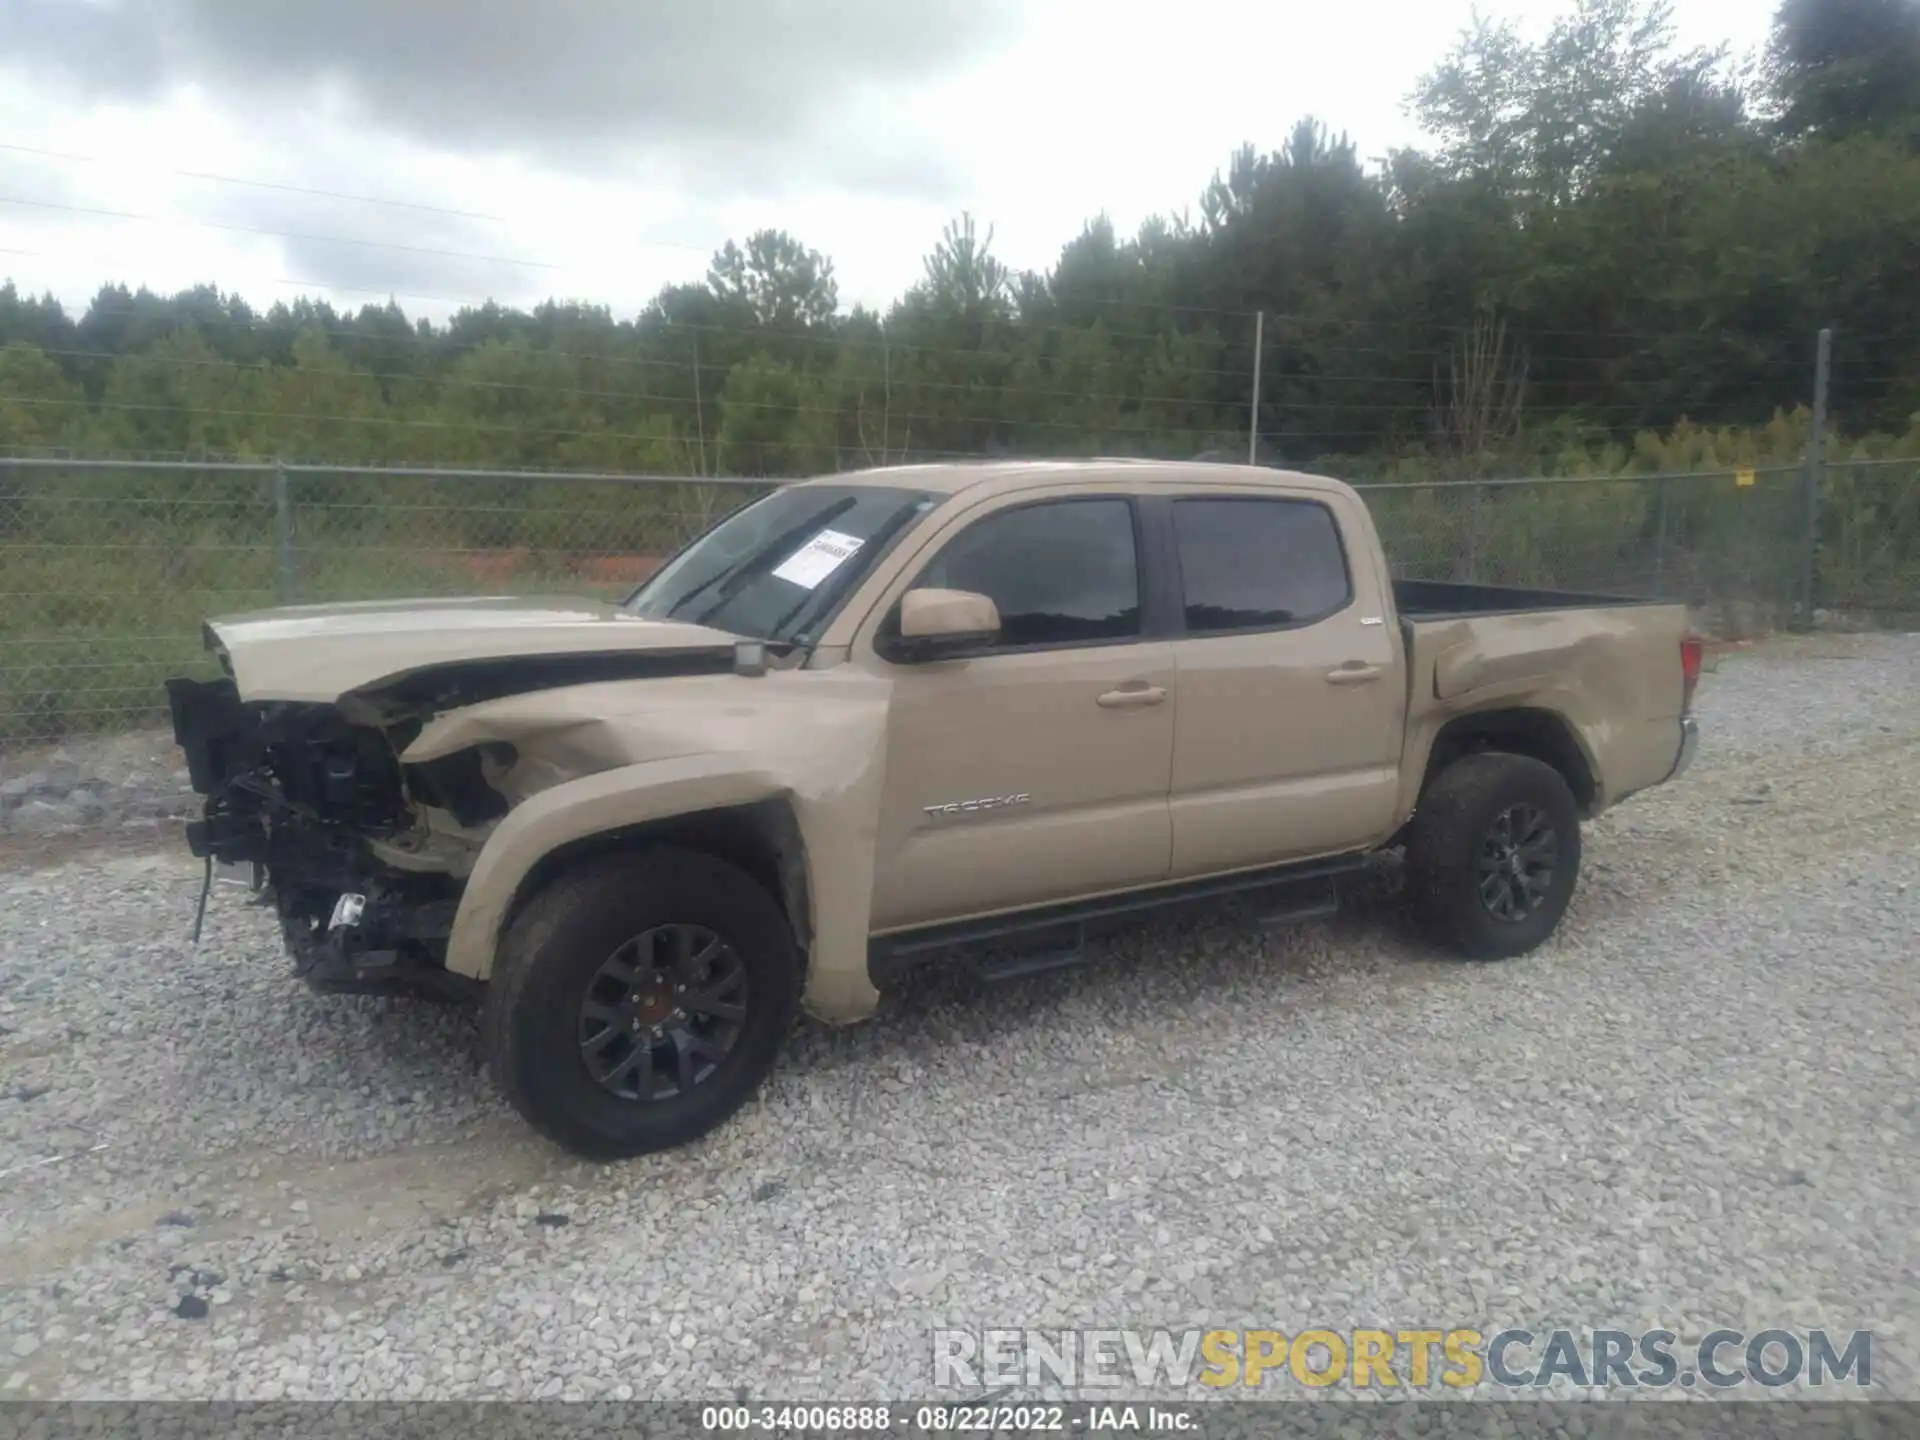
[677,496,858,628]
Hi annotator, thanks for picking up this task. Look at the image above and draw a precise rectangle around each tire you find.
[1404,752,1581,960]
[483,846,802,1160]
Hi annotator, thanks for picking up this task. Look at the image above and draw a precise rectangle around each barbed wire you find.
[0,344,1830,425]
[0,391,1270,445]
[4,246,1898,376]
[0,449,1865,487]
[0,297,1847,404]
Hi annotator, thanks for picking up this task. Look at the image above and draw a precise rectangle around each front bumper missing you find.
[166,672,476,1001]
[282,889,476,1003]
[1665,716,1700,784]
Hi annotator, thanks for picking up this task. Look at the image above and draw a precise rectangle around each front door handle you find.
[1097,683,1167,709]
[1326,662,1384,685]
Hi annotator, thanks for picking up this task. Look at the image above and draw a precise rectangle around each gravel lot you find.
[0,632,1915,1404]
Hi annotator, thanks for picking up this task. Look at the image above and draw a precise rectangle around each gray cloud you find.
[215,188,551,311]
[0,0,1020,198]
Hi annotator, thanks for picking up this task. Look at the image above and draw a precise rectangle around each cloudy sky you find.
[0,0,1774,323]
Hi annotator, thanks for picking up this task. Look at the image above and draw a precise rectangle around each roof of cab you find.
[790,457,1354,500]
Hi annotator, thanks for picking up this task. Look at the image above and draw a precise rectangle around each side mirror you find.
[893,588,1000,660]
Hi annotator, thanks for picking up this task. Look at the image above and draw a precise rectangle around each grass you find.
[0,463,1911,747]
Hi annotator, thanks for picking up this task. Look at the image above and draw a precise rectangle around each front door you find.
[863,495,1176,932]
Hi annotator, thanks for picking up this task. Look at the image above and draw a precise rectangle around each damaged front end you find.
[165,674,483,1002]
[163,598,754,1002]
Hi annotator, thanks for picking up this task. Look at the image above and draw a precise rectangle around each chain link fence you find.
[0,455,1912,749]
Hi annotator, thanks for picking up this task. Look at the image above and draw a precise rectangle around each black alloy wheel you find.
[1474,802,1559,923]
[1404,752,1582,960]
[484,847,802,1160]
[578,924,750,1101]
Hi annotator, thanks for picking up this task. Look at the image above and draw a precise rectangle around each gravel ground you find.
[0,632,1915,1404]
[0,730,198,842]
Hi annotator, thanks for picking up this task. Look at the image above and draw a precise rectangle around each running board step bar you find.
[870,858,1361,989]
[974,877,1341,984]
[979,934,1090,983]
[1257,879,1341,929]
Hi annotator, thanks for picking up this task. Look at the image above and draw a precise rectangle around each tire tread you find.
[482,846,801,1159]
[1404,751,1581,960]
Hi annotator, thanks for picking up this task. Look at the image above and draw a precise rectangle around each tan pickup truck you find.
[167,460,1701,1158]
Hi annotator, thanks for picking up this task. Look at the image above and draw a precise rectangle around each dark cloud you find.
[0,0,1020,198]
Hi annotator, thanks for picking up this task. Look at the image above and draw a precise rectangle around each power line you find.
[0,195,561,271]
[0,244,517,310]
[0,142,511,224]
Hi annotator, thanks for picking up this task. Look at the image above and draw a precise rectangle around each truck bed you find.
[1393,578,1664,621]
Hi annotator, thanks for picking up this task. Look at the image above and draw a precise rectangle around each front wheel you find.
[483,847,802,1159]
[1404,752,1582,960]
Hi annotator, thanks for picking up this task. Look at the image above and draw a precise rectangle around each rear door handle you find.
[1097,683,1167,709]
[1326,663,1384,685]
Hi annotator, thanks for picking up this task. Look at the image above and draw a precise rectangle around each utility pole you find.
[272,459,296,604]
[1247,311,1265,466]
[691,330,709,478]
[1798,326,1831,628]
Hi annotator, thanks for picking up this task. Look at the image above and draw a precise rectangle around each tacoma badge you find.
[923,793,1032,819]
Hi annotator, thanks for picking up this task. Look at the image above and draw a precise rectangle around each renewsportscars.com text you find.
[932,1327,1873,1391]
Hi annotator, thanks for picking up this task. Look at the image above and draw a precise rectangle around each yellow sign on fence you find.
[1735,468,1757,488]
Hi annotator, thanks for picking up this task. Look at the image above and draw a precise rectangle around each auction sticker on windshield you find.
[771,528,865,589]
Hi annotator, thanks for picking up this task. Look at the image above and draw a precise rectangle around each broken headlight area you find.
[404,743,514,827]
[165,675,484,1001]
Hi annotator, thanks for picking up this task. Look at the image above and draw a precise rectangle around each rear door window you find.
[1172,497,1351,632]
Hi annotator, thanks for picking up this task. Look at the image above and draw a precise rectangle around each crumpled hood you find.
[205,595,741,703]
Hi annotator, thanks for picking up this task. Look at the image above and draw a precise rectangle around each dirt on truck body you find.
[167,460,1702,1158]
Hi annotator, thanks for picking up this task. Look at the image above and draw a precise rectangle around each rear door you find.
[859,493,1176,931]
[1162,488,1406,878]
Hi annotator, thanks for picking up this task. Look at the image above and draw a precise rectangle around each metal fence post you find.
[1797,327,1832,628]
[1466,482,1487,582]
[273,460,297,604]
[1653,476,1670,596]
[1247,311,1264,466]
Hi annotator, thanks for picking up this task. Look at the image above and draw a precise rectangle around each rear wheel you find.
[483,847,801,1159]
[1404,752,1581,960]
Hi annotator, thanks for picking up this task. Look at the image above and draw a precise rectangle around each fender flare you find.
[443,755,884,1023]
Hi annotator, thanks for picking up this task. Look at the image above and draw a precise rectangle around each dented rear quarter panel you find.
[1397,602,1691,819]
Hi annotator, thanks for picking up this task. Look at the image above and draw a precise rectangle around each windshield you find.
[626,484,938,644]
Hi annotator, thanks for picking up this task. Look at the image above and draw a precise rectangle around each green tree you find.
[1409,0,1732,204]
[0,342,83,451]
[1766,0,1920,144]
[714,354,839,476]
[707,230,840,332]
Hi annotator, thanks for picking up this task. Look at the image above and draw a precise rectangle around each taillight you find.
[1679,634,1703,715]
